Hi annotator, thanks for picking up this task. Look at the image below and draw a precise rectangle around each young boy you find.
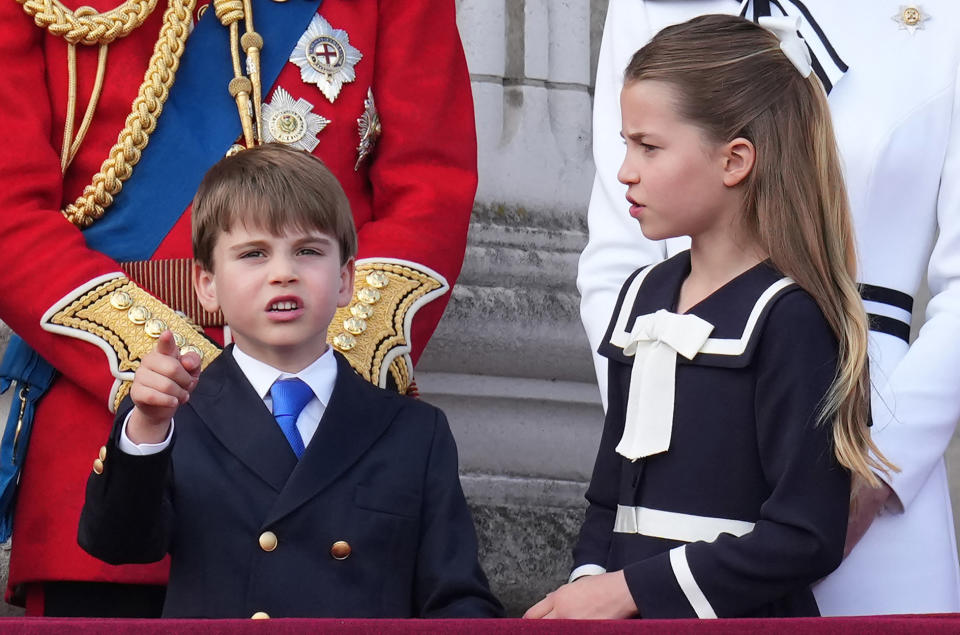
[77,144,503,619]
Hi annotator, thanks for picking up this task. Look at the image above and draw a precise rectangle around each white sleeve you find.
[118,410,175,456]
[871,63,960,511]
[568,563,607,583]
[577,0,674,408]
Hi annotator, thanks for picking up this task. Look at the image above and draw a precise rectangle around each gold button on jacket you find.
[258,531,278,552]
[330,540,351,560]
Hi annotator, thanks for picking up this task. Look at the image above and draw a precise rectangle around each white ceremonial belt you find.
[613,505,755,543]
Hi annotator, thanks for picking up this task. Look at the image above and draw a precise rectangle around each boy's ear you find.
[338,258,355,308]
[721,137,756,188]
[193,261,220,314]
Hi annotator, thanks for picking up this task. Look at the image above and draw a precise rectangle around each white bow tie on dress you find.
[616,309,715,461]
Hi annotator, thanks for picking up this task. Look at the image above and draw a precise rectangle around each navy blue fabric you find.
[78,349,503,618]
[576,252,849,618]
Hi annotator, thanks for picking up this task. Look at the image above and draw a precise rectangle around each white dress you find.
[577,0,960,615]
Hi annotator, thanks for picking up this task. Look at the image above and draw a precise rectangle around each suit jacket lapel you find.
[263,352,400,526]
[187,346,298,492]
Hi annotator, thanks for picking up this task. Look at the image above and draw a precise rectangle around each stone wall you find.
[413,0,609,615]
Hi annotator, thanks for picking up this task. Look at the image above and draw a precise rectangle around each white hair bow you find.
[758,15,813,78]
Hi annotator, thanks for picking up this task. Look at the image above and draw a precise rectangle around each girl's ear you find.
[721,137,756,187]
[193,261,220,314]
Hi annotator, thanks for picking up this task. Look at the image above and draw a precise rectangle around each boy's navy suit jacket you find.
[78,346,502,619]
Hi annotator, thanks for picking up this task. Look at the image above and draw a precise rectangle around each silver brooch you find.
[289,15,362,103]
[892,5,930,34]
[355,88,381,170]
[262,87,330,152]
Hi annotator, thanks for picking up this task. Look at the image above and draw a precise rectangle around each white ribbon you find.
[616,310,714,461]
[758,15,813,78]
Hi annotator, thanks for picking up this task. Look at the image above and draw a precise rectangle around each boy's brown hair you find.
[192,143,357,270]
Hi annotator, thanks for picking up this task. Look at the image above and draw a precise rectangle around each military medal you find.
[289,15,362,103]
[262,87,330,152]
[355,88,381,170]
[892,5,930,34]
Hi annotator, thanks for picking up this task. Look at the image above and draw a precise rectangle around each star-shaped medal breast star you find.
[289,15,363,103]
[892,5,930,34]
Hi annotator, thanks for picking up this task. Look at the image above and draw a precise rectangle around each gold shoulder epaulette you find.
[326,259,449,394]
[41,273,221,412]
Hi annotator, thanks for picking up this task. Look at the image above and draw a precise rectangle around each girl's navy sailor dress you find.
[572,250,851,618]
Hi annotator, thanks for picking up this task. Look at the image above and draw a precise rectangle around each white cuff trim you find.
[670,545,716,619]
[568,564,607,583]
[39,272,133,412]
[118,410,174,456]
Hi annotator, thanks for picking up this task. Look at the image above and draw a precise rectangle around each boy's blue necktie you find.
[269,378,313,459]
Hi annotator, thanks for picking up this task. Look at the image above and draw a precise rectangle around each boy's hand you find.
[127,331,202,444]
[523,570,638,619]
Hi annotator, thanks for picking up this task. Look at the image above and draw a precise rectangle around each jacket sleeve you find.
[870,62,960,511]
[77,401,174,564]
[361,0,477,363]
[413,407,503,618]
[0,9,219,411]
[576,0,674,406]
[570,358,628,579]
[571,266,650,579]
[0,9,128,404]
[623,293,849,618]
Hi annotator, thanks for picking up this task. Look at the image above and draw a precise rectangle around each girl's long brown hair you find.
[625,14,895,484]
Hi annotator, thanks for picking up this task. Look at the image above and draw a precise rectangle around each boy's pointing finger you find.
[154,330,181,359]
[180,350,202,376]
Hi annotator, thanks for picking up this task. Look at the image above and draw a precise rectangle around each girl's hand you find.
[845,474,894,557]
[523,570,638,619]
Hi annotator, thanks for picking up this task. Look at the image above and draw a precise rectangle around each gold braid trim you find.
[113,378,133,411]
[56,0,195,227]
[388,356,410,395]
[45,276,220,371]
[327,261,448,394]
[212,0,242,25]
[42,276,221,411]
[17,0,159,46]
[212,0,261,147]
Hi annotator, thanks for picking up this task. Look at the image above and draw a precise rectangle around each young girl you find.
[526,14,895,619]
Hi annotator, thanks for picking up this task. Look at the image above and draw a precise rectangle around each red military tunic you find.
[0,0,476,599]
